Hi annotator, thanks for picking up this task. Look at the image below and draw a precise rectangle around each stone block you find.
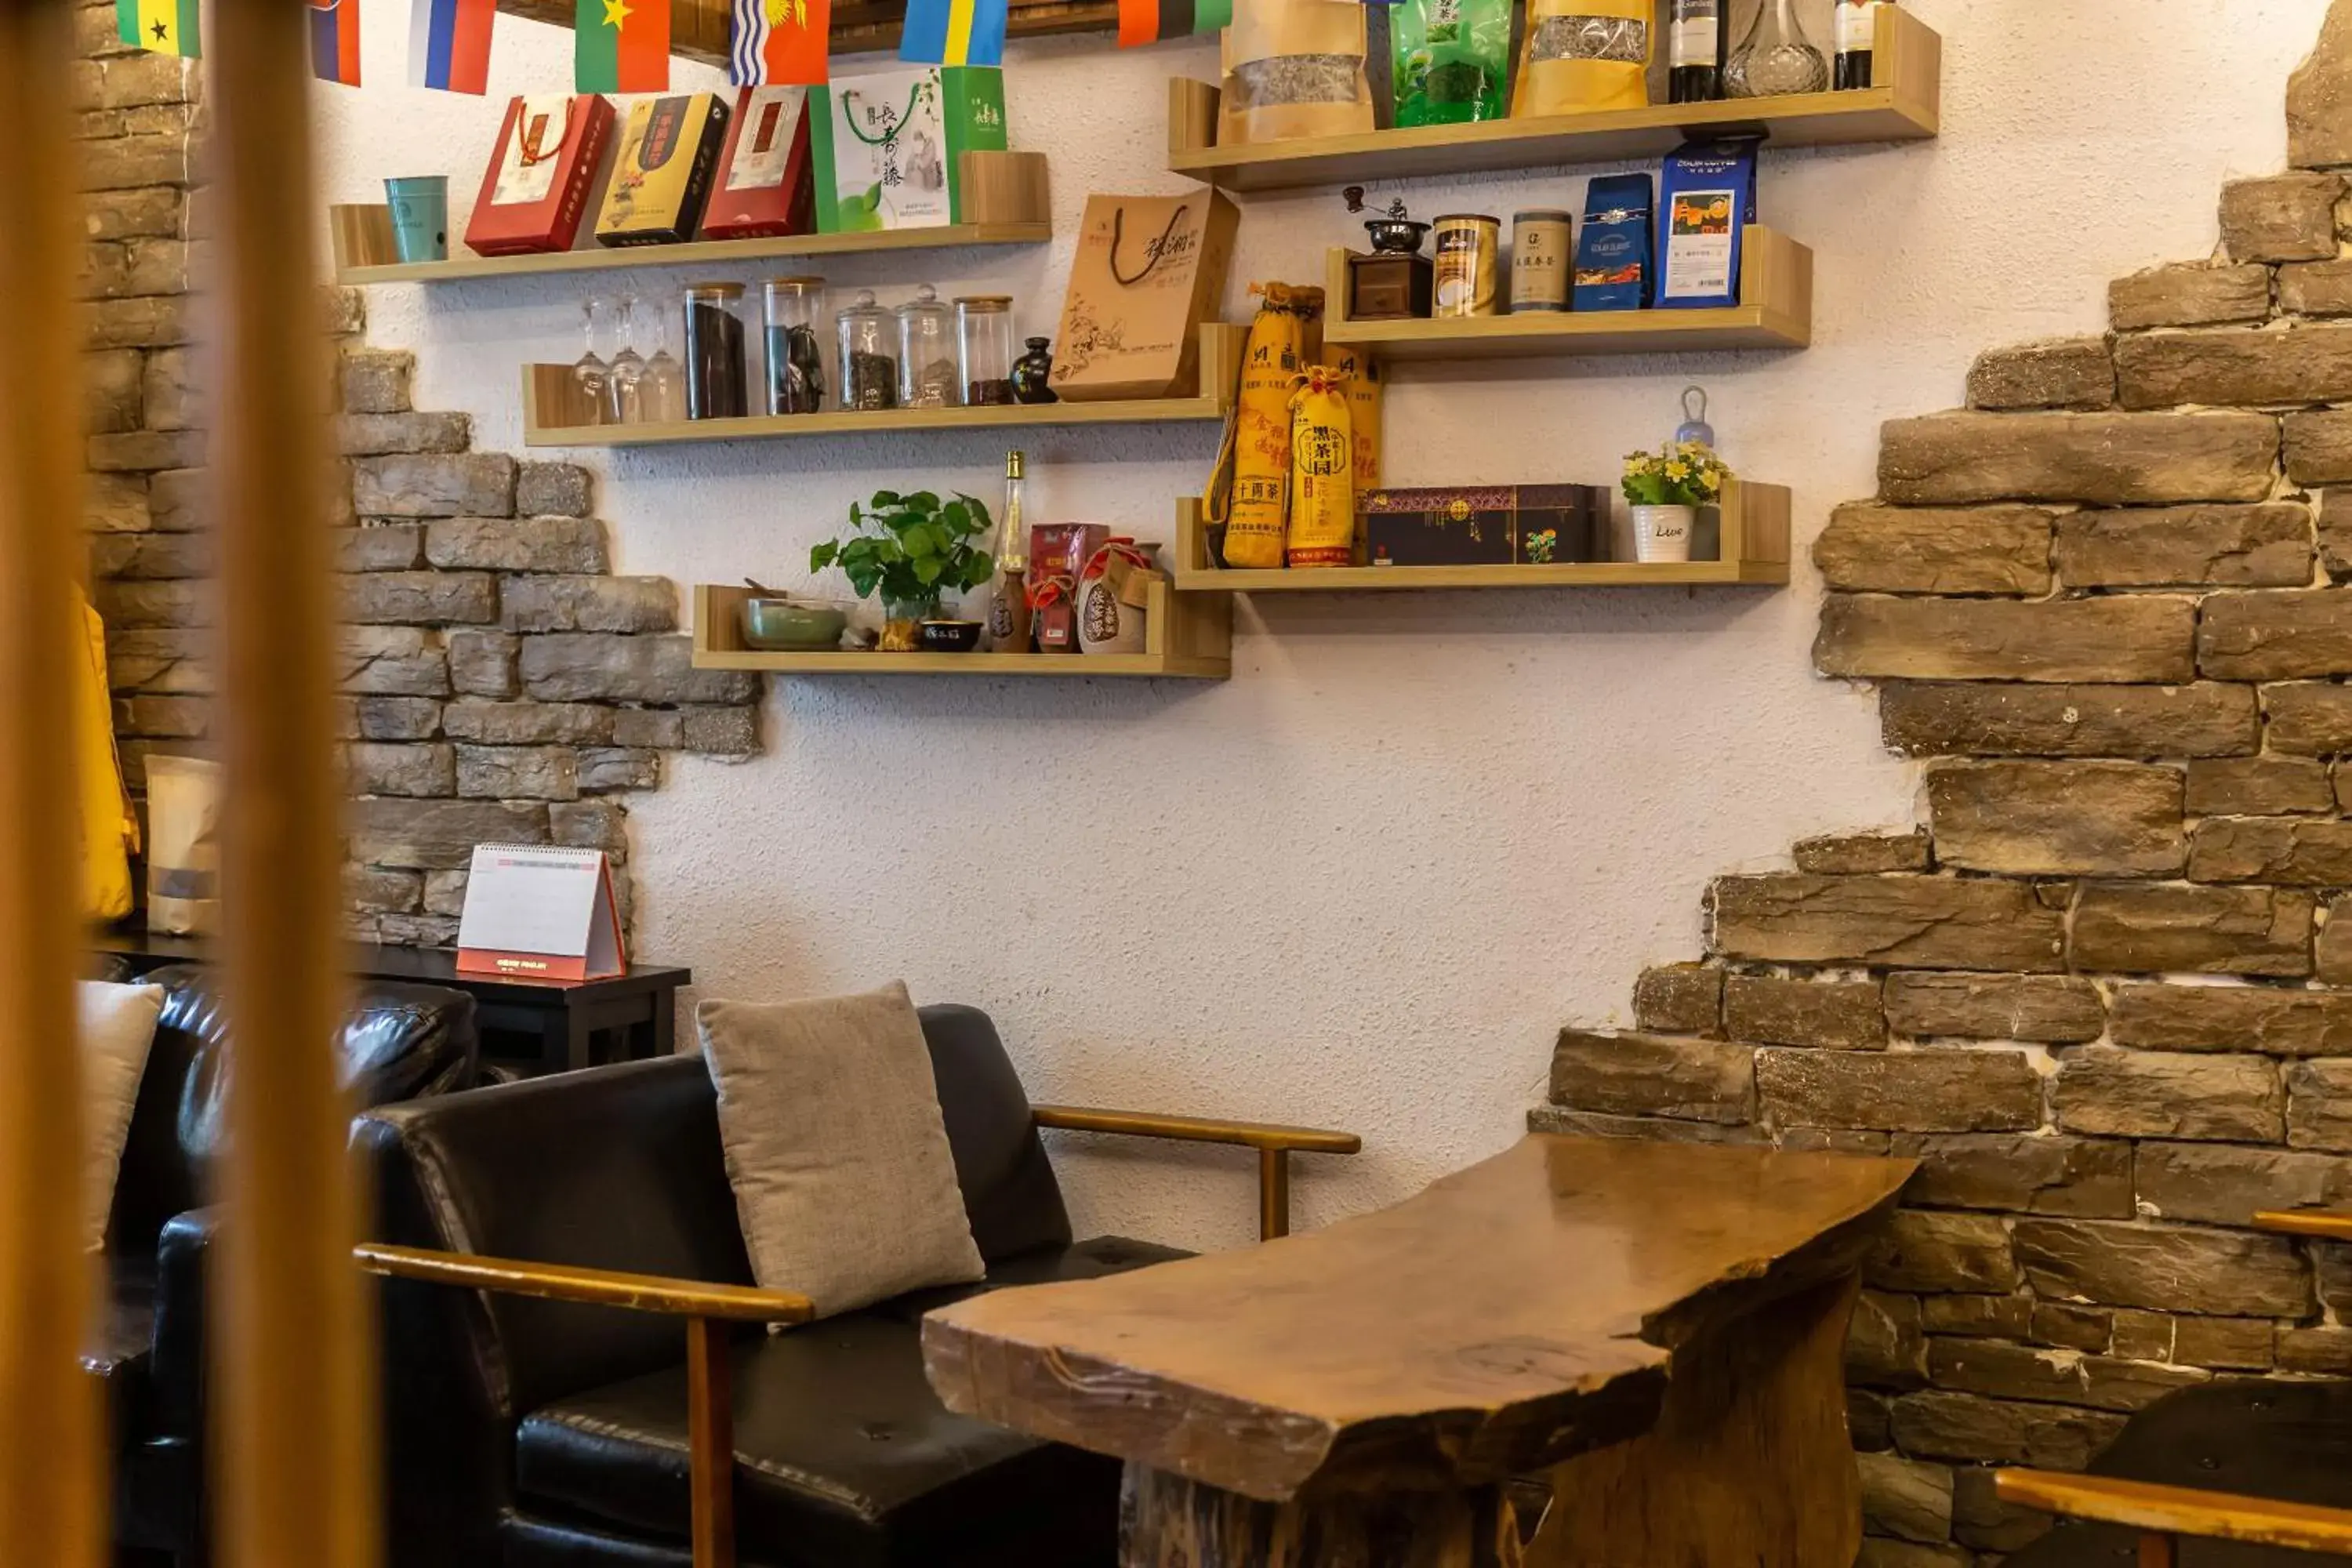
[89,530,208,580]
[1880,681,2258,760]
[2187,757,2336,815]
[1927,1338,2209,1414]
[1922,1294,2033,1339]
[2281,258,2352,317]
[440,699,612,746]
[1951,1465,2056,1552]
[519,634,759,705]
[343,570,495,626]
[1848,1290,1927,1391]
[2202,590,2352,681]
[1878,412,2277,506]
[75,51,194,110]
[339,348,412,414]
[2071,884,2314,977]
[2109,263,2271,330]
[500,575,677,634]
[1631,964,1722,1036]
[352,696,441,742]
[608,709,685,749]
[2014,1218,2311,1316]
[1817,594,2195,683]
[79,131,187,192]
[343,865,421,916]
[2172,1316,2276,1371]
[2291,0,2352,168]
[1710,875,2067,973]
[447,629,518,699]
[335,411,470,457]
[351,452,517,517]
[114,695,209,738]
[2107,1310,2172,1362]
[2323,897,2352,983]
[1893,1133,2133,1218]
[2219,172,2346,261]
[2278,1327,2352,1375]
[2286,408,2352,483]
[147,466,201,530]
[423,869,468,917]
[1927,760,2183,877]
[1781,1128,1893,1155]
[1889,1390,2125,1468]
[347,798,549,869]
[85,471,149,534]
[347,742,454,798]
[1966,338,2114,411]
[579,747,660,793]
[2032,1301,2113,1352]
[87,295,191,350]
[1850,1388,1894,1453]
[423,516,608,574]
[332,524,424,573]
[1884,973,2105,1044]
[2264,682,2352,755]
[2111,983,2352,1056]
[455,744,579,801]
[2052,1047,2281,1141]
[1856,1453,1954,1547]
[1547,1030,1755,1123]
[2135,1140,2352,1225]
[320,285,366,337]
[2189,817,2352,884]
[82,186,182,243]
[1723,975,1884,1050]
[82,347,140,434]
[89,428,205,472]
[681,706,760,755]
[550,800,627,855]
[377,913,459,948]
[107,630,205,695]
[1867,1210,2020,1294]
[337,626,448,698]
[2054,503,2313,588]
[1525,1106,1765,1145]
[94,578,204,629]
[1813,504,2054,593]
[1756,1047,2042,1134]
[2323,492,2352,575]
[1793,829,1932,876]
[514,462,593,517]
[2118,325,2352,409]
[2288,1059,2352,1150]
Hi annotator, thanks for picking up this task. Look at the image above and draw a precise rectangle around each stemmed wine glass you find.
[571,296,612,426]
[606,293,646,424]
[638,289,687,424]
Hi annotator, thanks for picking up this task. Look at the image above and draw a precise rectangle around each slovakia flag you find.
[410,0,495,93]
[310,0,361,85]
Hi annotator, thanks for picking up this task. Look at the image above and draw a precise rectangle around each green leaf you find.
[844,558,882,597]
[913,556,943,586]
[869,489,901,509]
[809,539,838,572]
[906,490,940,513]
[939,501,970,537]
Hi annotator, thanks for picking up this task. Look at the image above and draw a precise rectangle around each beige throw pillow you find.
[698,982,983,1319]
[80,980,164,1252]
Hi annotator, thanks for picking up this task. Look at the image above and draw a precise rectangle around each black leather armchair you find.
[94,960,479,1565]
[354,1003,1359,1568]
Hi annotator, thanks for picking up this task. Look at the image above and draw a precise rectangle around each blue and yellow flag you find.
[117,0,199,56]
[898,0,1004,66]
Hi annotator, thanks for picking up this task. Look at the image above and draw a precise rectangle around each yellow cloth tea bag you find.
[1220,282,1309,569]
[1286,365,1355,568]
[1513,0,1652,117]
[1322,346,1383,494]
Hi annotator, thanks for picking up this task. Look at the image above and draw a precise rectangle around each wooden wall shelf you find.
[523,323,1242,448]
[1165,9,1940,194]
[1169,485,1791,591]
[692,580,1232,679]
[1324,227,1810,360]
[329,152,1051,285]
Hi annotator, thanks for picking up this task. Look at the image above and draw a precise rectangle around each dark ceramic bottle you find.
[1011,336,1058,404]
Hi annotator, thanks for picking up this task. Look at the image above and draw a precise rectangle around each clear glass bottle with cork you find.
[986,449,1033,653]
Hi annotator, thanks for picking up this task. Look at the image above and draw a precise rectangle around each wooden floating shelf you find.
[330,151,1051,285]
[1168,485,1791,591]
[523,323,1243,448]
[1324,227,1810,360]
[1165,9,1940,194]
[692,580,1232,679]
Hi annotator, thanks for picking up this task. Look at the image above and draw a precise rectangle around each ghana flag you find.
[116,0,198,57]
[576,0,669,93]
[1116,0,1229,47]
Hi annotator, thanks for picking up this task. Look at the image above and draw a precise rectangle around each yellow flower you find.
[1665,460,1690,481]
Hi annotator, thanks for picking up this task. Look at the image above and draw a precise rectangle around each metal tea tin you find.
[1431,212,1501,318]
[1509,209,1572,314]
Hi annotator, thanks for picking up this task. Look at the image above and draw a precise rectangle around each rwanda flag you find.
[731,0,828,85]
[576,0,670,92]
[1116,0,1229,45]
[898,0,1004,67]
[116,0,198,57]
[410,0,495,92]
[310,0,361,85]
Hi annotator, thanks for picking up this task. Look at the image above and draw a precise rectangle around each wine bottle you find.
[1834,0,1889,90]
[1668,0,1726,103]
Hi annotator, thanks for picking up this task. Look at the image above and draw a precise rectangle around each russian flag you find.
[310,0,361,85]
[409,0,495,93]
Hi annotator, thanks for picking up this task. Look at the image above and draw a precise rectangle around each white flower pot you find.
[1632,503,1697,564]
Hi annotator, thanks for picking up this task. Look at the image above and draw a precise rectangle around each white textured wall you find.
[317,0,2327,1252]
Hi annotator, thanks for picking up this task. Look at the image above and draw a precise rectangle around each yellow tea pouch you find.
[1219,283,1310,569]
[1513,0,1652,117]
[1323,346,1383,494]
[1286,365,1355,568]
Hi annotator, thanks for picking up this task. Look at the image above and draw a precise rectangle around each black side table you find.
[91,931,691,1078]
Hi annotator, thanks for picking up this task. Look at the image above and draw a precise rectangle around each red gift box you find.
[700,85,815,241]
[464,93,615,258]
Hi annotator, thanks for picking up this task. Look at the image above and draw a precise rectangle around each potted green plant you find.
[1621,441,1730,564]
[810,488,996,652]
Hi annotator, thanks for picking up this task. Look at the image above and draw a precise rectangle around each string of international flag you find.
[118,0,1239,89]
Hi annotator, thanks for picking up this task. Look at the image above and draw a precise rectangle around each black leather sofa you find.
[358,1003,1356,1568]
[93,960,479,1565]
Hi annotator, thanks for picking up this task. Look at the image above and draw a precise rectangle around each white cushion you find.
[79,980,164,1252]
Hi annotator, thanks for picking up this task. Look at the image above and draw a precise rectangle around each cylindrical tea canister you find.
[1510,209,1571,314]
[1431,213,1500,318]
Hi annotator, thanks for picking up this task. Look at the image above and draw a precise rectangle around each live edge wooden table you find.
[923,1134,1915,1568]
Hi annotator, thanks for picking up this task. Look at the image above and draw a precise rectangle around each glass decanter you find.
[571,296,611,426]
[605,293,647,424]
[638,289,688,424]
[1725,0,1827,97]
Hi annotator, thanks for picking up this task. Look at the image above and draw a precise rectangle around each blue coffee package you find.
[1656,138,1759,310]
[1573,173,1651,313]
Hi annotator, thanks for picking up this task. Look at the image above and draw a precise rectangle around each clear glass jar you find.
[837,288,898,412]
[896,283,960,408]
[762,276,825,416]
[1725,0,1828,96]
[956,295,1016,407]
[682,281,750,420]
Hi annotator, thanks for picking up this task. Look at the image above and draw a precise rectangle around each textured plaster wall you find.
[316,0,2326,1251]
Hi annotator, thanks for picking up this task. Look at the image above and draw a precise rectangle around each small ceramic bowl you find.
[917,619,984,653]
[740,597,848,652]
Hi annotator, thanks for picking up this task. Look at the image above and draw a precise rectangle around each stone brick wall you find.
[75,1,760,947]
[1539,17,2352,1566]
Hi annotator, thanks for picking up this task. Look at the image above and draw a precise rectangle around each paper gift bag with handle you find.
[1049,188,1239,402]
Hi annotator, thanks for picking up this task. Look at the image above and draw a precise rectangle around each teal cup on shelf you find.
[383,175,449,263]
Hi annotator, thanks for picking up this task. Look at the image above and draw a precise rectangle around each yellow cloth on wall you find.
[77,590,136,923]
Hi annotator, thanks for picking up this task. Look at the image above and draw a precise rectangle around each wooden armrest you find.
[1031,1105,1362,1154]
[354,1243,815,1325]
[2254,1209,2352,1242]
[1995,1470,2352,1557]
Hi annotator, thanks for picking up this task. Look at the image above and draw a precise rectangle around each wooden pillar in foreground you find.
[205,2,376,1566]
[0,0,103,1563]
